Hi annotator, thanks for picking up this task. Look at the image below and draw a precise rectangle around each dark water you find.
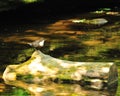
[0,7,120,96]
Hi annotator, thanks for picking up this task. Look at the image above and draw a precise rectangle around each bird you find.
[28,38,45,48]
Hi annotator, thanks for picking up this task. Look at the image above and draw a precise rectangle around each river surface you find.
[0,7,120,96]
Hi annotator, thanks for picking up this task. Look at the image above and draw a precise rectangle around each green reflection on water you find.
[0,87,30,96]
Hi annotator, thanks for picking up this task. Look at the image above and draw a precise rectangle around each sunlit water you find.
[0,7,120,96]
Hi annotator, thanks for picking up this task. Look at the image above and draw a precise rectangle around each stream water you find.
[0,7,120,96]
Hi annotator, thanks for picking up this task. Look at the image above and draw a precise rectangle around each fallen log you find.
[2,50,118,90]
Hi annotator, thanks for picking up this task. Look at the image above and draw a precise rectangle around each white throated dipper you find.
[28,38,45,48]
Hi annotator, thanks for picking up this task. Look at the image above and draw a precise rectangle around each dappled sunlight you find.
[1,30,48,44]
[91,8,120,16]
[83,40,102,46]
[106,11,120,16]
[101,67,110,73]
[0,83,5,93]
[46,20,72,30]
[0,7,120,96]
[22,0,39,3]
[28,60,57,75]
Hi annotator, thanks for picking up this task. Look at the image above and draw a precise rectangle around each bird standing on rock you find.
[28,38,45,48]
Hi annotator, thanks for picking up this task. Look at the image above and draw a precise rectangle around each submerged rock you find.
[70,18,108,29]
[72,18,108,25]
[88,18,108,25]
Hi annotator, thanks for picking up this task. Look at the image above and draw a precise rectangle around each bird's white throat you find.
[39,40,45,47]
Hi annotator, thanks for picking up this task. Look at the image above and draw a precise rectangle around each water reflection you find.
[1,80,115,96]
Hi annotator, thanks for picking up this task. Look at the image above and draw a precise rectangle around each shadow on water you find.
[99,48,120,59]
[0,41,35,64]
[47,41,87,58]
